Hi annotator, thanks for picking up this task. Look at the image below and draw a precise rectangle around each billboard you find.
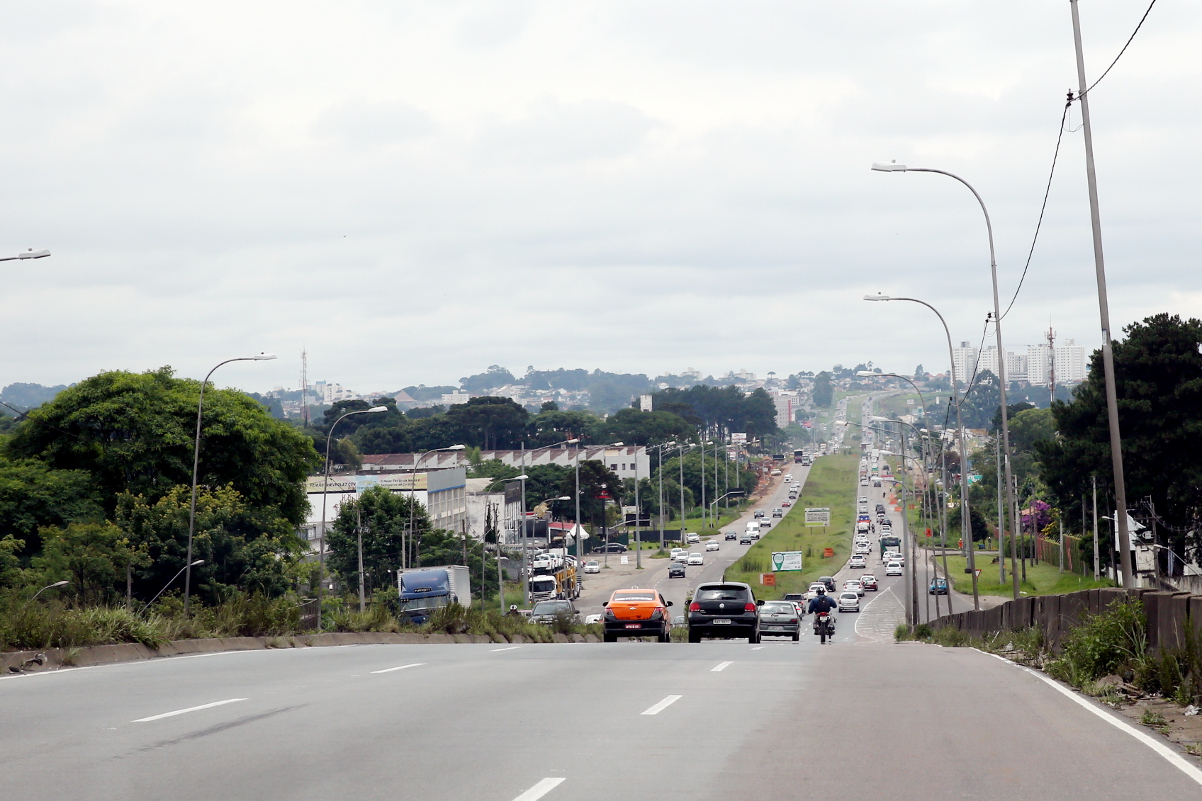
[771,551,803,571]
[804,507,831,527]
[731,432,747,443]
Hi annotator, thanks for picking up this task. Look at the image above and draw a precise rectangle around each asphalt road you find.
[5,633,1200,799]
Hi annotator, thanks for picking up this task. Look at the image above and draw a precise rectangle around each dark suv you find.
[687,582,763,643]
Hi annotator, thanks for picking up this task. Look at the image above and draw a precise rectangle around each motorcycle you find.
[813,611,835,644]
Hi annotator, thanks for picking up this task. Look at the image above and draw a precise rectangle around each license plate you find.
[624,623,641,629]
[764,625,782,630]
[713,618,731,625]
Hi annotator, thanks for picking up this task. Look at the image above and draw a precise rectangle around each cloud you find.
[0,0,1198,392]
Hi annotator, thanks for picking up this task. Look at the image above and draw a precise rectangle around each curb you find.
[2,630,603,674]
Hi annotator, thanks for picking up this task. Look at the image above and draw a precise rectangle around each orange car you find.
[602,588,674,642]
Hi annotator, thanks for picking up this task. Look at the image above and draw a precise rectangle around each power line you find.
[999,0,1158,321]
[1077,0,1159,101]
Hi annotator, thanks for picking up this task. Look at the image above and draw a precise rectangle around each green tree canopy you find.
[326,485,429,597]
[0,458,104,559]
[1036,313,1202,549]
[5,367,319,525]
[812,372,833,407]
[115,484,301,605]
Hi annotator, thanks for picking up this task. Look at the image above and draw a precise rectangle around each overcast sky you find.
[2,1,1197,395]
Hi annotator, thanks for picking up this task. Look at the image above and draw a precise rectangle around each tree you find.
[30,522,144,606]
[596,408,694,446]
[115,484,300,605]
[0,458,104,558]
[460,365,515,394]
[1037,313,1202,554]
[812,372,833,407]
[444,396,528,449]
[564,460,622,525]
[6,367,319,526]
[948,503,989,542]
[326,486,428,598]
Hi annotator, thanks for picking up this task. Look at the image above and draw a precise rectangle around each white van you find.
[745,521,761,537]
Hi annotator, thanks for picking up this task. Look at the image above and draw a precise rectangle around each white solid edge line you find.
[490,646,521,652]
[641,695,683,715]
[512,777,566,801]
[370,663,424,674]
[132,697,247,723]
[751,646,764,650]
[711,661,733,672]
[974,649,1202,787]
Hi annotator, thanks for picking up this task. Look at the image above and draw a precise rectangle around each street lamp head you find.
[863,293,891,302]
[556,496,571,501]
[19,248,51,259]
[855,370,875,377]
[513,474,529,481]
[871,161,907,172]
[445,444,466,450]
[49,580,69,589]
[608,441,624,447]
[190,559,205,566]
[366,406,388,413]
[565,438,580,445]
[250,353,277,361]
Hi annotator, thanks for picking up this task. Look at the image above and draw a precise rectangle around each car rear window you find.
[696,587,749,601]
[840,593,858,600]
[613,591,655,602]
[761,602,794,612]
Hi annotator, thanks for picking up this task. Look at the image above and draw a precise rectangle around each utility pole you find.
[996,436,1005,584]
[356,505,366,612]
[634,454,642,569]
[1069,0,1133,588]
[1091,473,1101,579]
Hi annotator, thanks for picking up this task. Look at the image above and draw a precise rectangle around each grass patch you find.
[937,555,1114,598]
[723,454,858,599]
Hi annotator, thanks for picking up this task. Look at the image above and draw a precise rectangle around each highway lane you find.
[4,637,1200,800]
[575,459,813,619]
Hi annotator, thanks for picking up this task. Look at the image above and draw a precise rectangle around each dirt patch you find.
[1115,696,1202,757]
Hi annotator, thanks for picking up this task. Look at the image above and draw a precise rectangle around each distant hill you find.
[1,382,71,411]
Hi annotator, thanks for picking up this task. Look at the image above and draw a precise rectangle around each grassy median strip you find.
[723,454,858,599]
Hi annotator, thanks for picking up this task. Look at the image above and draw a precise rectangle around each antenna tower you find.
[1046,325,1056,406]
[301,348,310,427]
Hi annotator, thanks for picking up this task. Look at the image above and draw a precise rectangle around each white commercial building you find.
[1027,339,1088,386]
[362,445,650,481]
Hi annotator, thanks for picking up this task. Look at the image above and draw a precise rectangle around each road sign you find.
[761,572,776,586]
[771,551,804,572]
[804,507,831,527]
[974,568,982,578]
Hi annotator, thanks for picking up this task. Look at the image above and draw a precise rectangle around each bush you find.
[1045,599,1146,688]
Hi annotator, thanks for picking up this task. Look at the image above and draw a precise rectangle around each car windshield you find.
[613,592,655,602]
[531,602,569,615]
[696,587,747,601]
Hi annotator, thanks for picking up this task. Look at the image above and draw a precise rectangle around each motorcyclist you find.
[807,587,837,636]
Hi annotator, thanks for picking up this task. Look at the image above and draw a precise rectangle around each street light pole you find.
[316,405,388,630]
[184,353,276,615]
[406,444,467,570]
[145,560,204,610]
[863,294,983,609]
[1068,0,1133,588]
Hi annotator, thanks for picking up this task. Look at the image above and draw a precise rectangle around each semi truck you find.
[397,565,471,625]
[528,560,580,602]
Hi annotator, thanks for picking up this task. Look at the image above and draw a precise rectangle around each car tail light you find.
[789,618,798,624]
[689,602,700,612]
[744,603,756,612]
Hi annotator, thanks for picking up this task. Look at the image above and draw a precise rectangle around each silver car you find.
[757,600,802,641]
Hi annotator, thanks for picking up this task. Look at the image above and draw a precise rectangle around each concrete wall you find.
[931,587,1202,655]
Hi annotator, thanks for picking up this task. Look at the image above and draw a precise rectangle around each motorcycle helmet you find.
[815,586,826,595]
